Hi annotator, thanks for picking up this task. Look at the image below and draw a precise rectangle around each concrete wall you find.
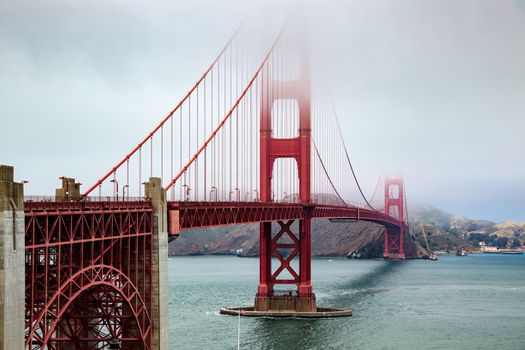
[145,178,168,350]
[0,165,25,350]
[55,177,81,200]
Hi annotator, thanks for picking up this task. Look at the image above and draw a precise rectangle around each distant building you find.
[479,241,486,246]
[480,245,498,252]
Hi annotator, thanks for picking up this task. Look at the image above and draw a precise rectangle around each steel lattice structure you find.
[24,201,153,350]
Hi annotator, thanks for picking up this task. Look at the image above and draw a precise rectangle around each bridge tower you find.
[384,178,406,260]
[255,59,316,312]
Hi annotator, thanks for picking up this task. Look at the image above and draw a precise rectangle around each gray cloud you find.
[1,0,523,221]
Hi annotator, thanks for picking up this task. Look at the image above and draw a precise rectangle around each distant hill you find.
[169,218,424,259]
[409,205,524,251]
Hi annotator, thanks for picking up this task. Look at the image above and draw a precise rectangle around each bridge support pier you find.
[0,165,25,350]
[383,228,405,260]
[255,218,316,313]
[145,178,169,350]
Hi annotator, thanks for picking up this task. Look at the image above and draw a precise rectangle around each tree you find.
[494,237,508,249]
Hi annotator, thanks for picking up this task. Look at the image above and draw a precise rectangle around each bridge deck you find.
[23,199,405,240]
[167,201,405,235]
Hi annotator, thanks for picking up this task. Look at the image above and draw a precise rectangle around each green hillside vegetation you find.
[410,205,524,251]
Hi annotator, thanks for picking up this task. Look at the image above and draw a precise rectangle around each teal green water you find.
[168,254,525,349]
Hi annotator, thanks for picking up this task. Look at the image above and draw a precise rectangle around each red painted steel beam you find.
[168,201,406,234]
[25,200,151,212]
[24,201,153,349]
[168,201,304,232]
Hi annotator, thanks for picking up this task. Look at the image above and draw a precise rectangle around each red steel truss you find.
[167,201,304,232]
[24,201,153,350]
[169,202,407,233]
[268,221,300,285]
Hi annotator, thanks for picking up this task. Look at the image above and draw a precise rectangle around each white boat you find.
[456,248,468,256]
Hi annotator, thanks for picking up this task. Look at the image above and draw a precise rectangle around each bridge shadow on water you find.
[324,260,404,307]
[240,260,405,350]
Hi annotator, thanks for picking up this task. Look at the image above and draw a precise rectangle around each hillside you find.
[410,206,524,250]
[169,219,424,259]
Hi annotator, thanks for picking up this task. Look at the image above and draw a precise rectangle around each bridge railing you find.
[24,195,147,203]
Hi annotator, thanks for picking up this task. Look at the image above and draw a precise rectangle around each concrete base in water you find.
[384,253,406,260]
[220,306,352,318]
[223,294,351,318]
[254,295,317,313]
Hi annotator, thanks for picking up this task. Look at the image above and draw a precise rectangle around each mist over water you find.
[169,254,525,349]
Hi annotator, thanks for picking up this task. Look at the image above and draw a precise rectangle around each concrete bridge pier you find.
[0,165,25,350]
[145,178,169,350]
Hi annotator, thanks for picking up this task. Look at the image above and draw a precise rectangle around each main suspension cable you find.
[164,22,288,192]
[330,98,382,211]
[312,138,347,206]
[82,20,246,199]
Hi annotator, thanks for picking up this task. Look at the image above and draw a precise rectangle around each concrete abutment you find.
[145,177,169,350]
[0,165,25,350]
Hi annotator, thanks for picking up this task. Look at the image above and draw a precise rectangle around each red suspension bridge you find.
[0,21,409,350]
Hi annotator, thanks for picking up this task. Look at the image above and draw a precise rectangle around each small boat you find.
[427,252,438,261]
[456,247,468,256]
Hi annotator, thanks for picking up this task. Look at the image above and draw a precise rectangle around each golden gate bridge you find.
[0,20,408,349]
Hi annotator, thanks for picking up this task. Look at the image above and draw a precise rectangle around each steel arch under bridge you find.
[24,200,154,350]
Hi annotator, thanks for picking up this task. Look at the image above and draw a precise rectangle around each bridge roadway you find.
[169,201,406,234]
[23,199,406,236]
[24,201,406,236]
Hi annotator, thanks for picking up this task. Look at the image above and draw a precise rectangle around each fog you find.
[1,0,524,222]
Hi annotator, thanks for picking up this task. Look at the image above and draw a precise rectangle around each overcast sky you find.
[1,0,524,222]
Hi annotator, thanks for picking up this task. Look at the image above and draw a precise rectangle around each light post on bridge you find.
[235,188,239,202]
[210,186,217,201]
[122,184,129,201]
[110,179,119,201]
[182,185,192,202]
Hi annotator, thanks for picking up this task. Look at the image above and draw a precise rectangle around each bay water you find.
[169,254,525,349]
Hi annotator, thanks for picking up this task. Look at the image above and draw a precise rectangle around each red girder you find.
[25,200,151,212]
[311,205,407,230]
[270,221,300,285]
[24,201,153,350]
[168,201,304,232]
[168,201,405,234]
